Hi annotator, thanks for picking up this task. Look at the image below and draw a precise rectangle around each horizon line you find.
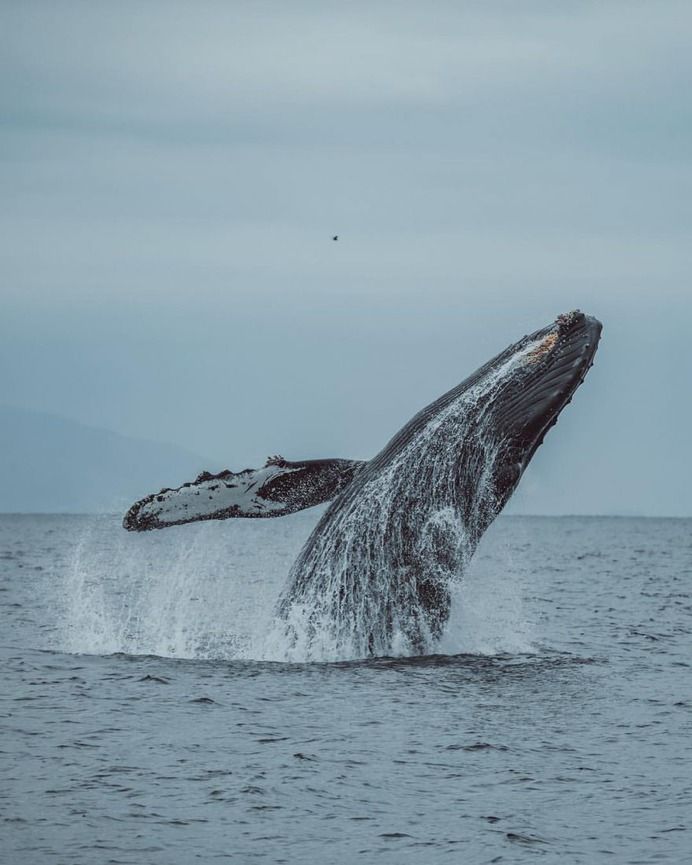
[0,511,690,520]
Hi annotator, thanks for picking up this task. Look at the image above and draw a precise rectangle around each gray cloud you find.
[1,1,690,514]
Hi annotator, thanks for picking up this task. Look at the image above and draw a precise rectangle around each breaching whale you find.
[124,310,601,657]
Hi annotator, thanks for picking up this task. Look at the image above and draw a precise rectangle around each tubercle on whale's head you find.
[556,309,585,331]
[524,310,595,365]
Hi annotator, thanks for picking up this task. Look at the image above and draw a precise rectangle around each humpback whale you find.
[124,310,601,658]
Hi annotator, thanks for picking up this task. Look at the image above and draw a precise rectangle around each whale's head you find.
[475,309,602,514]
[500,309,601,455]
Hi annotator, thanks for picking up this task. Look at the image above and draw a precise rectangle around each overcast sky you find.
[2,1,691,515]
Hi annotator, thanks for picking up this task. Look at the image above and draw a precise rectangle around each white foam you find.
[59,337,545,663]
[59,516,300,660]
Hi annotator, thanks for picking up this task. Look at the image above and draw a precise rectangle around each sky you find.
[1,1,691,515]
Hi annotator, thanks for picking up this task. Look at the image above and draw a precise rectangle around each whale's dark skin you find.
[124,310,601,655]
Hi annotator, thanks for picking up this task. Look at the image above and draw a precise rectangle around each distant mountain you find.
[0,406,217,513]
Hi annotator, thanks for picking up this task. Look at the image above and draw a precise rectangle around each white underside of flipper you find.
[123,457,366,531]
[138,465,295,524]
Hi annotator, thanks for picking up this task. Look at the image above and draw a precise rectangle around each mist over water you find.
[2,514,691,864]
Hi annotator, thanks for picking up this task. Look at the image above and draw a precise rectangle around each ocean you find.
[1,513,690,864]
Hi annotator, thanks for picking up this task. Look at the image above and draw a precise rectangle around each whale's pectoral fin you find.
[123,456,367,531]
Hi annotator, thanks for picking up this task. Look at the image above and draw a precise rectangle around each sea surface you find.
[1,513,691,864]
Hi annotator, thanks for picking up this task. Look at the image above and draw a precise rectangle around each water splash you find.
[274,340,543,661]
[58,515,532,662]
[59,516,304,660]
[59,339,544,663]
[439,528,535,656]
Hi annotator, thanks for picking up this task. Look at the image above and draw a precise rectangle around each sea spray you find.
[274,340,544,660]
[60,338,546,663]
[58,510,533,662]
[60,515,304,659]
